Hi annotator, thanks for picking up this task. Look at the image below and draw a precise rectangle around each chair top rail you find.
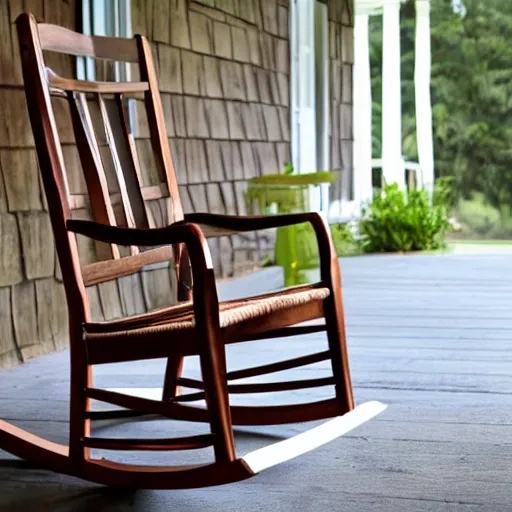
[38,23,139,62]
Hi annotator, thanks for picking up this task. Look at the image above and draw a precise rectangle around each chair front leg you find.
[323,258,354,414]
[194,268,236,463]
[182,225,236,463]
[306,214,355,414]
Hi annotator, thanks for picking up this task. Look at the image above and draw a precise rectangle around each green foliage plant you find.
[330,223,361,257]
[360,182,451,253]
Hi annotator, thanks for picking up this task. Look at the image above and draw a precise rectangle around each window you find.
[78,1,136,132]
[78,0,132,81]
[290,0,330,214]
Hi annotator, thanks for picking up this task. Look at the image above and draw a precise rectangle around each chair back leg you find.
[324,263,355,414]
[162,356,184,401]
[69,330,93,463]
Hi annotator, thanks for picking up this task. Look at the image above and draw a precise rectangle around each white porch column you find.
[415,0,435,196]
[381,0,405,189]
[353,10,374,211]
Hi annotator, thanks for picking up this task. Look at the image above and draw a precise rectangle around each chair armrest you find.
[67,219,219,319]
[184,213,338,282]
[185,212,324,232]
[67,219,209,257]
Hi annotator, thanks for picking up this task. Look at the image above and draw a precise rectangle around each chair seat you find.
[84,284,330,341]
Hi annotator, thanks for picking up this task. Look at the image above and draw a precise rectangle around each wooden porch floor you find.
[1,254,511,511]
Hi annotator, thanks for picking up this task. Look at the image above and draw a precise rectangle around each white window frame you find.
[78,1,136,132]
[77,0,132,81]
[315,0,329,173]
[315,0,330,216]
[290,0,330,217]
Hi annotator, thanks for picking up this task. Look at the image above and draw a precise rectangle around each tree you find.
[370,0,512,208]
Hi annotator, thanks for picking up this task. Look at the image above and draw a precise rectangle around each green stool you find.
[247,172,336,286]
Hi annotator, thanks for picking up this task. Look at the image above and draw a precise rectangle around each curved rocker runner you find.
[0,13,386,489]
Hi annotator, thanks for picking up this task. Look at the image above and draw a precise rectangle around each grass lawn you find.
[447,239,512,254]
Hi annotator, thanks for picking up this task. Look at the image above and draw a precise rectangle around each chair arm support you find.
[67,219,209,258]
[184,213,338,282]
[186,212,324,232]
[66,218,220,319]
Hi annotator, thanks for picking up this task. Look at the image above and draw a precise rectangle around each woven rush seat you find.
[84,285,330,340]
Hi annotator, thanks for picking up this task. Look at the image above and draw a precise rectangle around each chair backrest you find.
[16,13,188,325]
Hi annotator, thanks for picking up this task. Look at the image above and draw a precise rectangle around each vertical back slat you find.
[136,35,191,299]
[67,91,120,260]
[97,94,139,256]
[136,35,183,224]
[113,93,151,229]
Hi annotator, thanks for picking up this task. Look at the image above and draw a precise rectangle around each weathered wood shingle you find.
[170,0,191,48]
[117,274,146,317]
[142,268,177,311]
[158,45,183,93]
[0,287,18,368]
[17,212,55,280]
[98,281,123,321]
[220,61,246,100]
[243,64,260,102]
[184,97,210,138]
[213,21,232,59]
[240,141,258,179]
[220,141,244,180]
[241,103,267,141]
[171,95,187,137]
[35,277,68,351]
[215,0,237,16]
[247,28,262,66]
[255,68,272,104]
[189,10,214,54]
[259,33,276,70]
[11,280,38,350]
[238,1,256,24]
[161,94,177,137]
[152,0,170,43]
[181,50,207,96]
[0,150,42,212]
[260,0,279,35]
[0,213,23,287]
[278,5,288,39]
[205,99,230,139]
[0,90,33,147]
[226,102,245,140]
[262,105,282,142]
[203,56,224,98]
[169,138,187,183]
[205,140,226,181]
[232,26,250,63]
[185,139,209,183]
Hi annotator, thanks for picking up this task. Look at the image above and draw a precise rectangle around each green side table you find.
[247,172,337,286]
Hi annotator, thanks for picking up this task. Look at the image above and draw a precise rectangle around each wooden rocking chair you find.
[0,13,386,489]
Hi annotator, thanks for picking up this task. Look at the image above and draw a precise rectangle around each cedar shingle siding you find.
[0,0,353,368]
